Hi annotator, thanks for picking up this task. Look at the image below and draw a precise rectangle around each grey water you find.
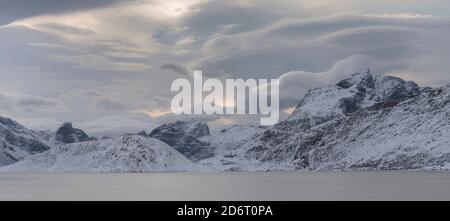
[0,172,449,200]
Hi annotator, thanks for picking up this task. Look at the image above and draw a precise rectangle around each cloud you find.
[257,54,411,109]
[27,42,86,53]
[16,117,62,132]
[0,92,69,116]
[92,97,125,112]
[176,36,196,45]
[57,89,130,119]
[179,0,279,36]
[16,95,61,110]
[77,113,156,137]
[0,0,127,25]
[193,14,450,84]
[160,63,191,76]
[2,3,170,70]
[0,93,12,111]
[51,54,152,72]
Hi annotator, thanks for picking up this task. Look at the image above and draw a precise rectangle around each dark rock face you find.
[149,121,210,140]
[149,122,186,146]
[174,136,212,161]
[184,121,210,138]
[149,121,212,161]
[379,76,421,101]
[137,130,148,136]
[0,116,51,166]
[337,70,375,90]
[55,122,96,144]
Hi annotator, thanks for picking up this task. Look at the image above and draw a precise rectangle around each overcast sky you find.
[1,0,449,136]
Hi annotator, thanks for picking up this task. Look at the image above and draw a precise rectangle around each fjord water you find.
[0,172,449,200]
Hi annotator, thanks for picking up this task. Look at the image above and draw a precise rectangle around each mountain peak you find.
[60,122,73,129]
[137,130,148,136]
[337,71,375,89]
[0,116,22,129]
[55,122,95,144]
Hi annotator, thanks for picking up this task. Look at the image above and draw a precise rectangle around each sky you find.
[0,0,450,136]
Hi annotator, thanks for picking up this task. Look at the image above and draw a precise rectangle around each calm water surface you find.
[0,172,449,200]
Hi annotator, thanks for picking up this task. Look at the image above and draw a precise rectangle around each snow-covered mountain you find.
[288,71,424,126]
[0,135,202,172]
[149,121,213,162]
[0,116,51,166]
[240,71,450,171]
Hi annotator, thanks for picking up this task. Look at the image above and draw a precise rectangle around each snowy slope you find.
[308,86,450,171]
[0,116,51,166]
[1,135,203,172]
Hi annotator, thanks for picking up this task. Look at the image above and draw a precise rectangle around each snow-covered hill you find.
[241,71,450,171]
[0,116,51,166]
[0,135,202,172]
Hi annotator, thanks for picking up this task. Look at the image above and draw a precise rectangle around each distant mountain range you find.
[1,70,449,172]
